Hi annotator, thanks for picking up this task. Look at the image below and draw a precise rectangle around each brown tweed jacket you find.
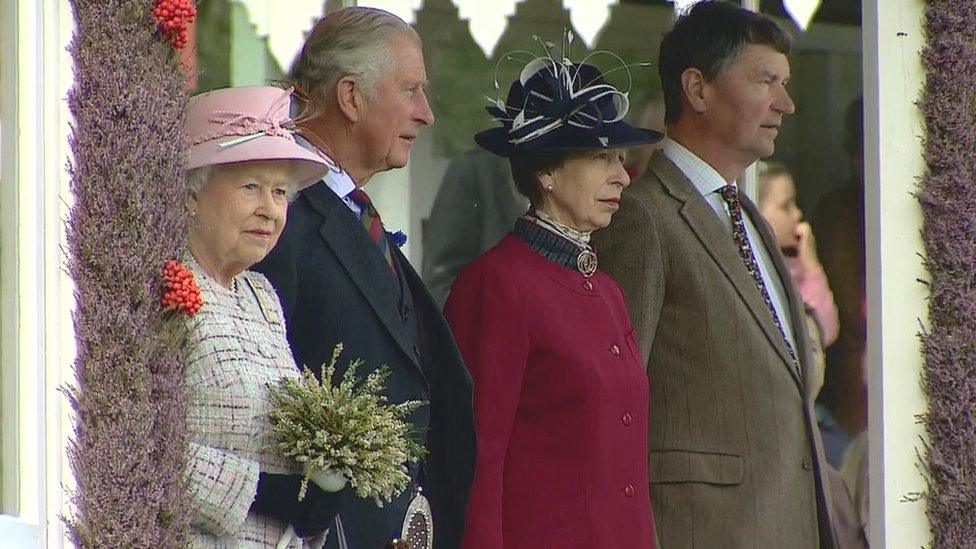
[592,153,838,549]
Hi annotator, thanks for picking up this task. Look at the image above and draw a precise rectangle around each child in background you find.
[758,162,867,548]
[758,161,839,399]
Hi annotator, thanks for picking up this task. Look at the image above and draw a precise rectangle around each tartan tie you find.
[348,188,395,273]
[718,184,798,368]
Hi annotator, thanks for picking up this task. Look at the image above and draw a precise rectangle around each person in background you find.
[757,161,867,549]
[757,160,839,399]
[814,96,870,548]
[624,93,667,180]
[840,412,870,546]
[180,86,334,547]
[812,97,867,453]
[447,53,662,548]
[422,149,528,308]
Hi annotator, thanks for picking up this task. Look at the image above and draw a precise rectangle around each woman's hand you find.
[795,221,822,272]
[252,472,338,539]
[276,526,297,549]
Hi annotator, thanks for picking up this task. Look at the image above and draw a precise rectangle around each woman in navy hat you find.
[444,43,661,548]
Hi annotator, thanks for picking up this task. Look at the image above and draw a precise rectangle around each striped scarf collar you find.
[513,211,598,276]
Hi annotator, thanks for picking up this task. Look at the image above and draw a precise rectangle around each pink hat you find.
[184,86,329,191]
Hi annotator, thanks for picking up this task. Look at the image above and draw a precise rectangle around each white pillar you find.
[863,0,929,546]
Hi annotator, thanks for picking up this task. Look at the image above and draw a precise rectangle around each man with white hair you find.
[253,8,475,549]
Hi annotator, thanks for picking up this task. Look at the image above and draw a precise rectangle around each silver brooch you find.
[577,249,598,277]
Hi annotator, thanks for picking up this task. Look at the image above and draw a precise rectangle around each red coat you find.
[446,234,655,549]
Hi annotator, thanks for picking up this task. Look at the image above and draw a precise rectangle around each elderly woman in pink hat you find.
[180,86,334,547]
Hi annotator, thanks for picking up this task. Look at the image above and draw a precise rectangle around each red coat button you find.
[622,412,633,426]
[610,344,620,356]
[624,484,635,497]
[583,280,593,291]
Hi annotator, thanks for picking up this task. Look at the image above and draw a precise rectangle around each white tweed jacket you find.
[183,257,324,548]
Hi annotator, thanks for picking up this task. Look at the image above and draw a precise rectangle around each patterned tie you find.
[348,188,395,273]
[718,184,798,368]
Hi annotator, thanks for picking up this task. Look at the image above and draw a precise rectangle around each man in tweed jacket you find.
[593,2,838,547]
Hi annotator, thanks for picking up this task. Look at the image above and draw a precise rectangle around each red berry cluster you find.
[162,260,203,316]
[152,0,196,49]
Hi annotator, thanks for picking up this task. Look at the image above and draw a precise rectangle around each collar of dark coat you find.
[298,181,425,374]
[302,177,346,219]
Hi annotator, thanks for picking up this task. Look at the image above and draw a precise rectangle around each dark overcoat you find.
[253,181,476,549]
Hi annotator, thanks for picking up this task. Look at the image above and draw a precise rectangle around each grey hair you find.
[184,163,302,203]
[293,7,420,105]
[186,166,212,194]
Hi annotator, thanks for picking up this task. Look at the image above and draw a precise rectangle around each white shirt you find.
[322,166,362,217]
[662,137,796,350]
[294,134,362,217]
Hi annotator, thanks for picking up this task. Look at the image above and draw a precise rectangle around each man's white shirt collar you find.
[294,134,361,215]
[662,139,796,347]
[322,165,356,200]
[662,137,735,197]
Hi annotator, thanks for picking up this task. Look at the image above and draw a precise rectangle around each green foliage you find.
[267,344,426,505]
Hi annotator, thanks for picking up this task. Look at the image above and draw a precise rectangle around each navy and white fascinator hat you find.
[475,34,664,157]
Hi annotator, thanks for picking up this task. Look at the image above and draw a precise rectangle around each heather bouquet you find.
[267,344,427,506]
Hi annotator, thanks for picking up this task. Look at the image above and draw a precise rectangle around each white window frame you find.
[1,0,74,547]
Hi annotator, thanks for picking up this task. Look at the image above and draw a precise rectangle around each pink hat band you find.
[185,86,330,191]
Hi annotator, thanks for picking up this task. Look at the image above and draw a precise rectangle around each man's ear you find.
[335,76,363,123]
[681,67,708,115]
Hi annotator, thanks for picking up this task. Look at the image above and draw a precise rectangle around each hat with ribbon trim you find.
[185,86,330,191]
[475,35,663,157]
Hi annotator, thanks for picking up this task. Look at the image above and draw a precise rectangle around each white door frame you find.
[0,0,74,547]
